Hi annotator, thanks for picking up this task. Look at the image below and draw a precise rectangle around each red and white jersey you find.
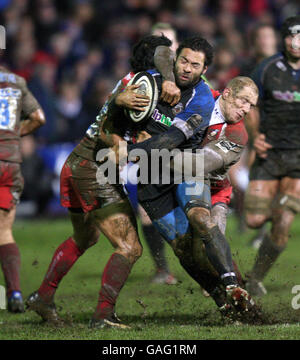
[203,96,248,189]
[0,66,40,163]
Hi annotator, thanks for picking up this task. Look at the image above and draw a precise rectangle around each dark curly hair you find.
[176,36,214,67]
[130,35,172,73]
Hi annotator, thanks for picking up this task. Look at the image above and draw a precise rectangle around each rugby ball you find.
[124,71,158,124]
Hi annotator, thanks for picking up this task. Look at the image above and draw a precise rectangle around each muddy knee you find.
[244,193,272,228]
[187,207,213,233]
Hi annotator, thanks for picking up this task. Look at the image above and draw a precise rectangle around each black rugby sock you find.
[142,224,169,272]
[201,226,238,287]
[251,234,286,281]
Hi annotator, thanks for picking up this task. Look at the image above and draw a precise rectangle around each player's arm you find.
[126,89,214,155]
[245,62,273,158]
[154,45,181,106]
[20,108,46,136]
[245,107,272,158]
[126,114,204,158]
[169,122,248,176]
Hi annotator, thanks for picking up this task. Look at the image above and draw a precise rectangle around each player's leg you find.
[244,179,279,296]
[88,199,142,328]
[139,205,177,285]
[244,180,279,229]
[247,177,300,296]
[0,162,24,313]
[26,209,100,323]
[36,210,99,302]
[0,207,24,313]
[178,181,256,315]
[26,154,100,322]
[140,193,231,312]
[179,182,237,287]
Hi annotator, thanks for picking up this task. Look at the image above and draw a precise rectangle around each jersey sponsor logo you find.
[272,90,300,103]
[215,140,239,153]
[152,108,172,127]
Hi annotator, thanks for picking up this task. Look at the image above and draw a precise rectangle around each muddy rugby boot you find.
[26,291,62,324]
[89,312,131,330]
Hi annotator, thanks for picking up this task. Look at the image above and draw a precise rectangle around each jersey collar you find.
[209,97,225,126]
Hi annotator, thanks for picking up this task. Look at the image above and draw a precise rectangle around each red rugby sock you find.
[38,237,84,303]
[0,243,21,298]
[94,253,132,320]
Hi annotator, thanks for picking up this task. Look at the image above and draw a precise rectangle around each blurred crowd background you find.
[0,0,299,217]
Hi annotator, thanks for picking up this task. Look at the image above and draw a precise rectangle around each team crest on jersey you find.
[207,129,220,140]
[172,102,184,115]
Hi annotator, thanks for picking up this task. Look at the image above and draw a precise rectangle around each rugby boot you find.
[218,303,240,324]
[151,270,178,285]
[7,291,25,313]
[89,312,131,330]
[245,276,267,297]
[226,285,256,313]
[26,291,62,324]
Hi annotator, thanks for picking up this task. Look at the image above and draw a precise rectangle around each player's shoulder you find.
[253,52,284,76]
[121,71,135,87]
[224,120,248,146]
[0,66,24,86]
[192,80,215,106]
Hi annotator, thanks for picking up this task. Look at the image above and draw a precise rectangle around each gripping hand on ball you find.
[116,84,150,111]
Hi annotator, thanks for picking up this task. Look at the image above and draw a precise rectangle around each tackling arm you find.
[154,45,181,106]
[169,121,248,176]
[127,114,205,157]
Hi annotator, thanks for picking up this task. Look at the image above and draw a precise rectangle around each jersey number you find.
[0,97,17,130]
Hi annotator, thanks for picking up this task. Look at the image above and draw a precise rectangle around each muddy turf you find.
[1,215,300,340]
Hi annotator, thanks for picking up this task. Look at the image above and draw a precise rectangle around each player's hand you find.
[116,84,150,111]
[253,133,273,158]
[160,80,181,107]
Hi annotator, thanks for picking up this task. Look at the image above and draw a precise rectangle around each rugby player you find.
[132,28,180,285]
[121,76,258,318]
[0,66,45,313]
[244,16,300,296]
[25,35,210,329]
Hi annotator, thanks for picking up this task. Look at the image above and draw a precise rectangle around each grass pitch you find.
[1,215,300,340]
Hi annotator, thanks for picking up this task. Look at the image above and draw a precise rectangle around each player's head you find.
[174,36,213,88]
[130,35,172,73]
[221,76,258,123]
[281,16,300,60]
[151,22,178,52]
